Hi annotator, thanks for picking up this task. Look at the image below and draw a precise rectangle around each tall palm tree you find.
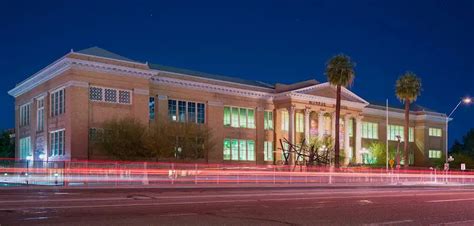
[395,72,422,168]
[325,54,355,168]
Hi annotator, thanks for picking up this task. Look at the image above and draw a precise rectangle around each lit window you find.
[429,128,442,137]
[264,111,273,130]
[247,109,255,129]
[19,137,32,160]
[36,98,44,131]
[50,88,65,117]
[347,119,353,137]
[264,141,273,161]
[281,110,289,131]
[409,127,414,142]
[429,150,442,159]
[224,138,255,161]
[224,106,254,128]
[247,140,255,161]
[50,130,65,156]
[19,103,31,127]
[187,102,196,122]
[387,125,413,142]
[231,139,238,160]
[224,107,231,126]
[231,107,239,127]
[239,108,247,128]
[223,139,231,160]
[295,113,304,133]
[362,122,378,139]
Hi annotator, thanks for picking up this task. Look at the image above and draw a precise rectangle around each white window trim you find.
[89,86,133,105]
[224,105,255,129]
[19,102,32,127]
[49,129,66,157]
[168,98,206,123]
[36,97,45,131]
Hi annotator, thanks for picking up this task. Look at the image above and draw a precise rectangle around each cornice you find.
[8,58,155,98]
[151,76,274,100]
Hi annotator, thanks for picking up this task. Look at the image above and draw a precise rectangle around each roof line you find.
[71,51,148,66]
[151,68,275,91]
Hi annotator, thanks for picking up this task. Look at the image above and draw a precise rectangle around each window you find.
[295,113,304,133]
[224,106,255,128]
[429,128,442,137]
[89,87,102,101]
[223,139,231,160]
[36,98,44,131]
[362,122,378,139]
[50,88,65,117]
[168,99,205,123]
[149,97,155,120]
[281,110,289,131]
[247,109,255,128]
[89,86,131,104]
[429,150,442,159]
[188,102,196,122]
[50,130,65,156]
[118,90,131,104]
[224,107,231,126]
[264,111,273,130]
[239,108,247,128]
[264,141,273,161]
[347,119,353,137]
[387,125,414,142]
[224,138,255,161]
[168,100,177,121]
[19,103,31,127]
[178,101,186,122]
[19,137,32,160]
[104,88,117,102]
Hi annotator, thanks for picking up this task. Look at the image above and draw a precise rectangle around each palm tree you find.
[395,72,422,168]
[325,54,355,168]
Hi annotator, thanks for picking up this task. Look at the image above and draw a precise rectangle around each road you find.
[1,186,474,225]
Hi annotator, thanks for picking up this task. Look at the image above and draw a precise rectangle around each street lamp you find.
[445,97,472,164]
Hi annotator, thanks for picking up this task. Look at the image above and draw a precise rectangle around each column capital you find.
[304,108,311,116]
[287,105,296,113]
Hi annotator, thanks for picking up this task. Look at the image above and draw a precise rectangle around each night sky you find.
[1,0,473,146]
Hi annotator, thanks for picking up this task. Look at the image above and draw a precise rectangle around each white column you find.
[331,112,336,138]
[344,115,351,165]
[318,111,325,139]
[304,108,310,144]
[288,106,295,164]
[355,116,363,164]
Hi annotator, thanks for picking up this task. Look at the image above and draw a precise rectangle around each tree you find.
[325,54,355,168]
[145,119,215,162]
[0,131,14,158]
[96,117,150,160]
[395,72,422,168]
[449,128,474,169]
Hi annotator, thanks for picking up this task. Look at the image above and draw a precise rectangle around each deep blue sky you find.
[1,0,473,146]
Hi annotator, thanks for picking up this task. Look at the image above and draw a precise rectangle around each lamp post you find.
[445,97,471,164]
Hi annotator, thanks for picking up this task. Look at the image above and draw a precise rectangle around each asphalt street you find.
[1,186,474,225]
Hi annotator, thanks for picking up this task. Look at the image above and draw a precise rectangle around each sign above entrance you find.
[309,101,326,106]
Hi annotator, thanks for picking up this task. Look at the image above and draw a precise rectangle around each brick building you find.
[8,47,448,166]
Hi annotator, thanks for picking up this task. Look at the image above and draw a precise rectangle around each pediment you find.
[293,82,369,105]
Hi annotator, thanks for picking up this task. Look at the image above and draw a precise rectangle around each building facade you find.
[9,47,448,166]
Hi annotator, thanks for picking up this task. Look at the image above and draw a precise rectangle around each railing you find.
[1,159,473,187]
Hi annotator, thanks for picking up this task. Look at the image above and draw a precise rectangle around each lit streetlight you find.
[445,97,472,164]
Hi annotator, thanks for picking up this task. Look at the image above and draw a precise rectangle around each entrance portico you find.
[274,82,369,165]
